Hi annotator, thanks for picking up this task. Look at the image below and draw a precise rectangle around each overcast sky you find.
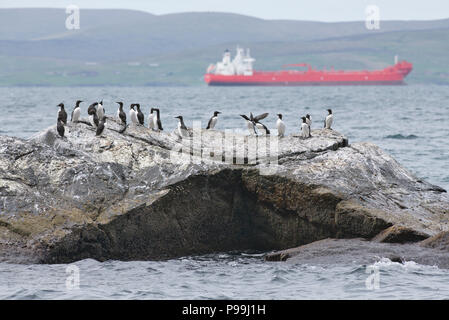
[2,0,449,21]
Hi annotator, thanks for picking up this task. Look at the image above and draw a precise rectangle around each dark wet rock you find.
[265,238,449,269]
[0,117,448,263]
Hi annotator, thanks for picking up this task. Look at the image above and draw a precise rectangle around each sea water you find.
[0,85,448,299]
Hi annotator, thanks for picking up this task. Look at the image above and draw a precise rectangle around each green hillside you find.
[1,8,448,86]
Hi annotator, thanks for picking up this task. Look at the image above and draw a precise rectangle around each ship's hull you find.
[206,80,405,86]
[205,62,413,86]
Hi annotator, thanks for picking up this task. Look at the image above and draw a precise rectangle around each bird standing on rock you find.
[57,119,65,137]
[96,100,104,119]
[206,111,221,130]
[175,116,188,137]
[324,109,333,130]
[301,116,310,138]
[87,102,99,127]
[96,116,107,136]
[71,100,82,123]
[57,103,67,125]
[306,114,312,128]
[136,104,144,125]
[276,114,285,137]
[153,108,163,131]
[148,108,155,130]
[129,104,138,126]
[116,102,126,125]
[87,102,98,116]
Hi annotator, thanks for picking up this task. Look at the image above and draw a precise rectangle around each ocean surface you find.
[1,85,449,299]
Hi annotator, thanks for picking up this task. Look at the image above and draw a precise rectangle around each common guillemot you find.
[71,100,82,123]
[206,111,221,130]
[136,103,144,125]
[240,114,256,135]
[324,109,333,130]
[57,103,67,125]
[96,116,107,136]
[57,119,65,137]
[276,114,285,137]
[153,108,163,131]
[116,102,126,125]
[129,104,138,126]
[148,108,155,130]
[87,102,99,127]
[87,102,98,116]
[175,115,188,137]
[301,116,310,138]
[251,112,270,135]
[96,100,104,119]
[306,114,312,128]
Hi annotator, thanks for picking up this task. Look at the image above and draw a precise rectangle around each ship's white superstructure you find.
[207,47,255,76]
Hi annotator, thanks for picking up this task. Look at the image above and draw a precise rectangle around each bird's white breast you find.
[153,115,158,127]
[209,116,217,129]
[301,123,309,136]
[130,110,138,124]
[97,105,104,118]
[73,108,80,121]
[148,114,155,128]
[277,119,285,135]
[306,117,312,126]
[325,114,333,129]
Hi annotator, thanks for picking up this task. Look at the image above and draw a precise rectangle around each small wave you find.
[384,134,419,140]
[372,257,440,272]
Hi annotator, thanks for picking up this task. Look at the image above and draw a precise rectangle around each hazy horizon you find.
[1,0,449,22]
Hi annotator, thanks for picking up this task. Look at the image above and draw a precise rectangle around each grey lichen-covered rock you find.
[0,117,448,263]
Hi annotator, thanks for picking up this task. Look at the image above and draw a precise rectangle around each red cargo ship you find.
[204,48,412,86]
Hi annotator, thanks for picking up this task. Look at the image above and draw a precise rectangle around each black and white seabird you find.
[301,116,310,138]
[57,103,67,125]
[136,104,144,125]
[276,114,286,137]
[87,102,98,116]
[240,115,257,135]
[71,100,83,123]
[255,121,270,135]
[57,119,65,137]
[116,102,126,125]
[324,109,333,130]
[148,108,155,130]
[97,100,104,119]
[305,114,312,137]
[175,116,188,137]
[154,108,163,131]
[92,112,100,128]
[251,112,270,135]
[206,111,221,130]
[306,114,312,128]
[96,116,107,136]
[87,102,99,127]
[129,104,138,126]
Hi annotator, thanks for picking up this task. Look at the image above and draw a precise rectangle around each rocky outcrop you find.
[420,231,449,251]
[0,117,448,263]
[264,238,449,269]
[371,225,429,243]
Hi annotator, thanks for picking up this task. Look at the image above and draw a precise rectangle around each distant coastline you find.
[0,8,449,86]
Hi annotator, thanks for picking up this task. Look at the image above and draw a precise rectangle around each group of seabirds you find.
[56,101,334,139]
